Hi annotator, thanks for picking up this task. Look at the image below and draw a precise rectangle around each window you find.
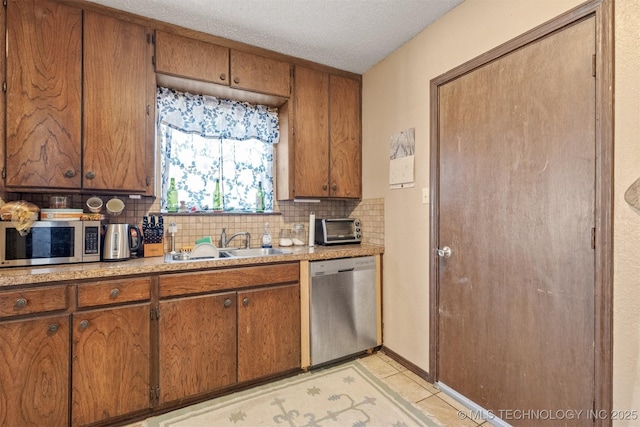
[157,87,278,212]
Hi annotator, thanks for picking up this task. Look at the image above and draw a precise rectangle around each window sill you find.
[152,210,282,216]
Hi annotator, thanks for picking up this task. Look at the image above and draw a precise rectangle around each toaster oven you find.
[314,218,361,245]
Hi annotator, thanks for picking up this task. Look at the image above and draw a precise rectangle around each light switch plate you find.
[422,187,429,204]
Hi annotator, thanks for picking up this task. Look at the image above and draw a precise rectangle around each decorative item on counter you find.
[0,200,39,236]
[86,196,103,213]
[179,201,188,213]
[167,177,178,213]
[255,181,264,212]
[279,229,293,247]
[308,212,315,247]
[262,222,272,248]
[106,197,125,216]
[292,223,306,246]
[212,178,223,211]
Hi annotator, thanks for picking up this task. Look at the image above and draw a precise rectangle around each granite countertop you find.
[0,244,384,288]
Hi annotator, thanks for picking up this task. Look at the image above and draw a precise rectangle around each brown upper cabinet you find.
[5,0,82,189]
[83,11,154,193]
[154,30,291,97]
[4,3,154,194]
[286,66,361,199]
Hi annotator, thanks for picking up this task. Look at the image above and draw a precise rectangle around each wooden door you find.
[293,66,330,197]
[72,304,150,426]
[6,0,81,189]
[329,75,361,198]
[83,12,150,193]
[436,18,595,424]
[158,292,237,404]
[0,315,69,427]
[237,284,300,382]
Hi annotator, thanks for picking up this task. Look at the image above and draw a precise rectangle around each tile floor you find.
[127,351,489,427]
[358,351,489,426]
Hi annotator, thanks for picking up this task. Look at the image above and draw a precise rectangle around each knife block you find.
[144,241,164,257]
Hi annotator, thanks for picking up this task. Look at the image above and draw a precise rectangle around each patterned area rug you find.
[145,359,438,427]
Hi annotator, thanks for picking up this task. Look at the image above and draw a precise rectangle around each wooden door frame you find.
[429,0,613,423]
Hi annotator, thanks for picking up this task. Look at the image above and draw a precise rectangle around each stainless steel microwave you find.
[314,218,362,245]
[0,220,101,268]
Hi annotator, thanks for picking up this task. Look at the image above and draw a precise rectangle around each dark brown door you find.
[436,17,595,425]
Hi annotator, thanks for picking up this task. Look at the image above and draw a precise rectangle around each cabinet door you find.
[158,292,237,404]
[155,30,230,85]
[329,75,362,198]
[83,12,150,193]
[0,315,69,427]
[72,303,150,426]
[6,0,81,188]
[237,284,300,382]
[230,50,290,97]
[293,66,330,197]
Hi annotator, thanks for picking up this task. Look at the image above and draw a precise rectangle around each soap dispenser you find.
[262,222,272,248]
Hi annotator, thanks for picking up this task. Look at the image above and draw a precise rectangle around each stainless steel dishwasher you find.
[310,256,377,366]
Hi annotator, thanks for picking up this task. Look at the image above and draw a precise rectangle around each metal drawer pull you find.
[219,73,226,81]
[110,288,120,298]
[242,297,249,307]
[79,320,89,331]
[48,324,59,333]
[64,169,76,178]
[233,77,240,84]
[224,298,232,308]
[15,298,27,309]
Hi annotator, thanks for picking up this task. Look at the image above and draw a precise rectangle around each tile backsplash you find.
[0,191,384,252]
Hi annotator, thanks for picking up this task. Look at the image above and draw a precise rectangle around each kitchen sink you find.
[224,248,292,257]
[165,251,235,263]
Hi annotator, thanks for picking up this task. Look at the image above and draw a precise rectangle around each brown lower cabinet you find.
[0,262,301,426]
[0,314,70,427]
[71,304,151,426]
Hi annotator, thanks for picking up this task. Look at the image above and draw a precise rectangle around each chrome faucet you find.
[219,228,251,249]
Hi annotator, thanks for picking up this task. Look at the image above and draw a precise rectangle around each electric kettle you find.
[102,224,142,261]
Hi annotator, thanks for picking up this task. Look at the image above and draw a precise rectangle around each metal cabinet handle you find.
[322,184,328,191]
[85,171,95,180]
[15,298,27,309]
[219,73,227,81]
[109,288,120,299]
[331,184,337,191]
[233,76,240,84]
[242,297,249,307]
[48,324,59,333]
[64,169,76,178]
[79,320,89,331]
[224,298,232,308]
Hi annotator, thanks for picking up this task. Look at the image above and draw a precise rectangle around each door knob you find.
[437,246,452,258]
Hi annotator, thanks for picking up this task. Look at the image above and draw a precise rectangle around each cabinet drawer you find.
[160,262,299,298]
[77,278,151,308]
[0,286,68,318]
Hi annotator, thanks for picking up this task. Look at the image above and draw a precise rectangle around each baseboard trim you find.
[438,382,512,427]
[380,346,432,383]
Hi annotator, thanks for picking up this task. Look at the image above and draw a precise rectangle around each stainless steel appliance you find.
[102,223,142,261]
[314,218,362,245]
[0,220,101,268]
[309,256,377,366]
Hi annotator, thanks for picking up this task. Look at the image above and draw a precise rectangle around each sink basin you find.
[223,248,292,257]
[165,251,234,263]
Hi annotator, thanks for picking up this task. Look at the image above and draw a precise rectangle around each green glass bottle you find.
[212,178,222,211]
[166,177,178,213]
[256,182,265,212]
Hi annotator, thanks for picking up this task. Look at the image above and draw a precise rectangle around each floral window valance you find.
[156,86,279,144]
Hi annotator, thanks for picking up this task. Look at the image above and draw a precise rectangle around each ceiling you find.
[86,0,464,74]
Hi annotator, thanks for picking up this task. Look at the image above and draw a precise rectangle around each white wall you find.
[362,0,640,421]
